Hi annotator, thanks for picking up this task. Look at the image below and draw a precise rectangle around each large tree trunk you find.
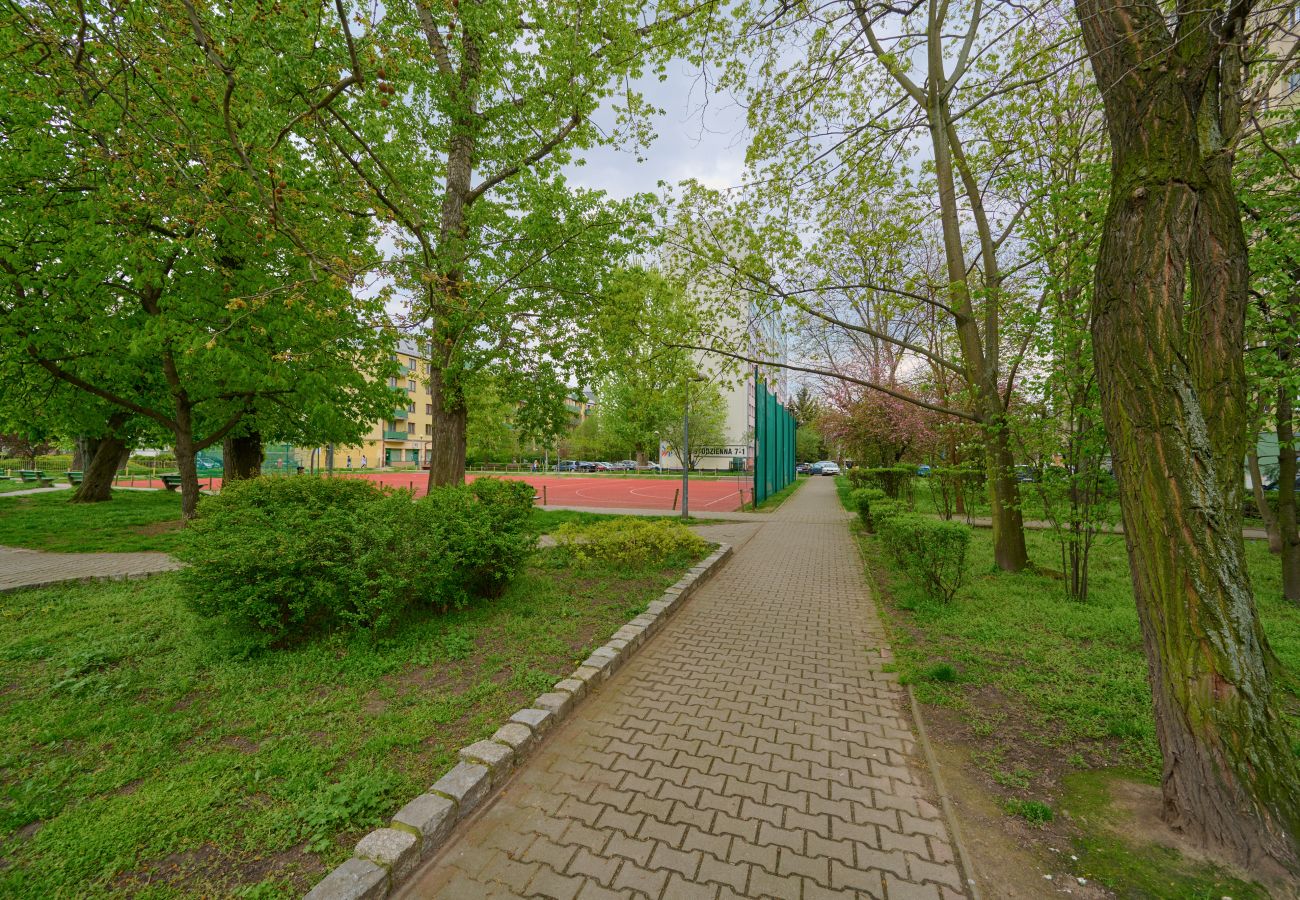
[71,434,130,503]
[223,432,263,481]
[1277,384,1300,603]
[173,400,202,519]
[986,418,1029,572]
[1249,448,1283,552]
[426,367,468,488]
[1078,0,1300,873]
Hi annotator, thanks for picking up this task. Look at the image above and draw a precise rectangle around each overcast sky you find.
[564,62,749,199]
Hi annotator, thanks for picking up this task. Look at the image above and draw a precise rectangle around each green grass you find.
[869,525,1299,768]
[0,546,701,897]
[861,515,1300,895]
[1061,770,1269,899]
[529,509,716,534]
[0,490,185,553]
[751,475,805,512]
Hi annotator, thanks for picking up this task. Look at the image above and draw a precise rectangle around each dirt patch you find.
[930,738,1112,898]
[129,519,184,537]
[218,735,260,754]
[112,779,143,797]
[116,839,326,896]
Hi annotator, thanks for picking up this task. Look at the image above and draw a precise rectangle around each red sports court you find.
[113,472,751,512]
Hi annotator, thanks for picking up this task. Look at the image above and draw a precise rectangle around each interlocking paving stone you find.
[397,477,968,898]
[0,545,180,592]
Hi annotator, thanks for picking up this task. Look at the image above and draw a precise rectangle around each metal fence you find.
[754,377,796,504]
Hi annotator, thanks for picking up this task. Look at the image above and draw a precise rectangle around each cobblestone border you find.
[304,543,734,900]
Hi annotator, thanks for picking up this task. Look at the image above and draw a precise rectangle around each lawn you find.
[0,490,186,552]
[0,544,703,897]
[846,482,1300,896]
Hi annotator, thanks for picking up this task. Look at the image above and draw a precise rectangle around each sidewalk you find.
[0,546,181,592]
[400,477,968,899]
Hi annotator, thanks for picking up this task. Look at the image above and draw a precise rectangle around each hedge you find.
[177,476,536,646]
[877,513,971,603]
[850,487,887,532]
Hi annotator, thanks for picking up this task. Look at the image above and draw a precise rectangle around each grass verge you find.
[750,475,806,512]
[858,513,1299,895]
[0,490,185,553]
[0,544,703,897]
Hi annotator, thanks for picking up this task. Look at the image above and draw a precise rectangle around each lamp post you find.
[682,374,707,521]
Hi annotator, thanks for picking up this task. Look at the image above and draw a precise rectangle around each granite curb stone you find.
[302,543,734,899]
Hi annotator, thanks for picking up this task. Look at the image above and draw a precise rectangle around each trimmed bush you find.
[878,513,971,602]
[850,487,887,532]
[177,476,536,646]
[555,517,709,567]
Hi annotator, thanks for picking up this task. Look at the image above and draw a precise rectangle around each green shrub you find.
[870,499,907,531]
[850,487,887,531]
[878,514,971,602]
[177,476,536,646]
[858,466,916,503]
[555,517,709,567]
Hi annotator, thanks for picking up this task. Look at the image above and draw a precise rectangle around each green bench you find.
[17,469,54,487]
[66,471,84,486]
[161,474,183,491]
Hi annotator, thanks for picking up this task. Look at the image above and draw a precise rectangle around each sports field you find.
[110,471,751,512]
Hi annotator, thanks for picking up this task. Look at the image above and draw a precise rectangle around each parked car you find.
[916,464,932,477]
[1264,474,1300,491]
[637,462,661,471]
[811,460,840,476]
[1013,465,1038,483]
[615,460,638,471]
[556,460,577,472]
[796,462,811,475]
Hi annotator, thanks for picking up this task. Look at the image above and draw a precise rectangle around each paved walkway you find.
[401,477,968,899]
[0,546,181,592]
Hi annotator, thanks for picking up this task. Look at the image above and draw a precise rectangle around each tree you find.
[674,0,1084,571]
[660,382,728,471]
[310,0,718,488]
[0,433,55,469]
[1074,0,1300,872]
[593,270,703,466]
[0,2,399,516]
[1240,78,1300,601]
[785,386,824,428]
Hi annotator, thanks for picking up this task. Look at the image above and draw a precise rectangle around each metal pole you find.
[682,394,690,520]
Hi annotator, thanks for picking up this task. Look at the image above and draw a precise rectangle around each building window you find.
[425,424,433,435]
[388,420,397,431]
[425,403,433,415]
[388,377,396,388]
[408,402,415,413]
[408,380,416,392]
[407,422,415,434]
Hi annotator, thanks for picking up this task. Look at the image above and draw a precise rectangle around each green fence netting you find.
[754,377,796,504]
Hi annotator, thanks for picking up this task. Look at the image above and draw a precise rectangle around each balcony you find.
[382,430,408,441]
[393,409,409,419]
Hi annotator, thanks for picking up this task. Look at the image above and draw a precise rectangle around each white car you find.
[811,460,840,475]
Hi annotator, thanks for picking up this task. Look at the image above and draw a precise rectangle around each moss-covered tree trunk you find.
[223,432,263,481]
[1077,0,1300,873]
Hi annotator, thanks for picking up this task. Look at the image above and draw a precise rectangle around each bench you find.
[66,471,84,486]
[17,469,54,487]
[161,474,183,491]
